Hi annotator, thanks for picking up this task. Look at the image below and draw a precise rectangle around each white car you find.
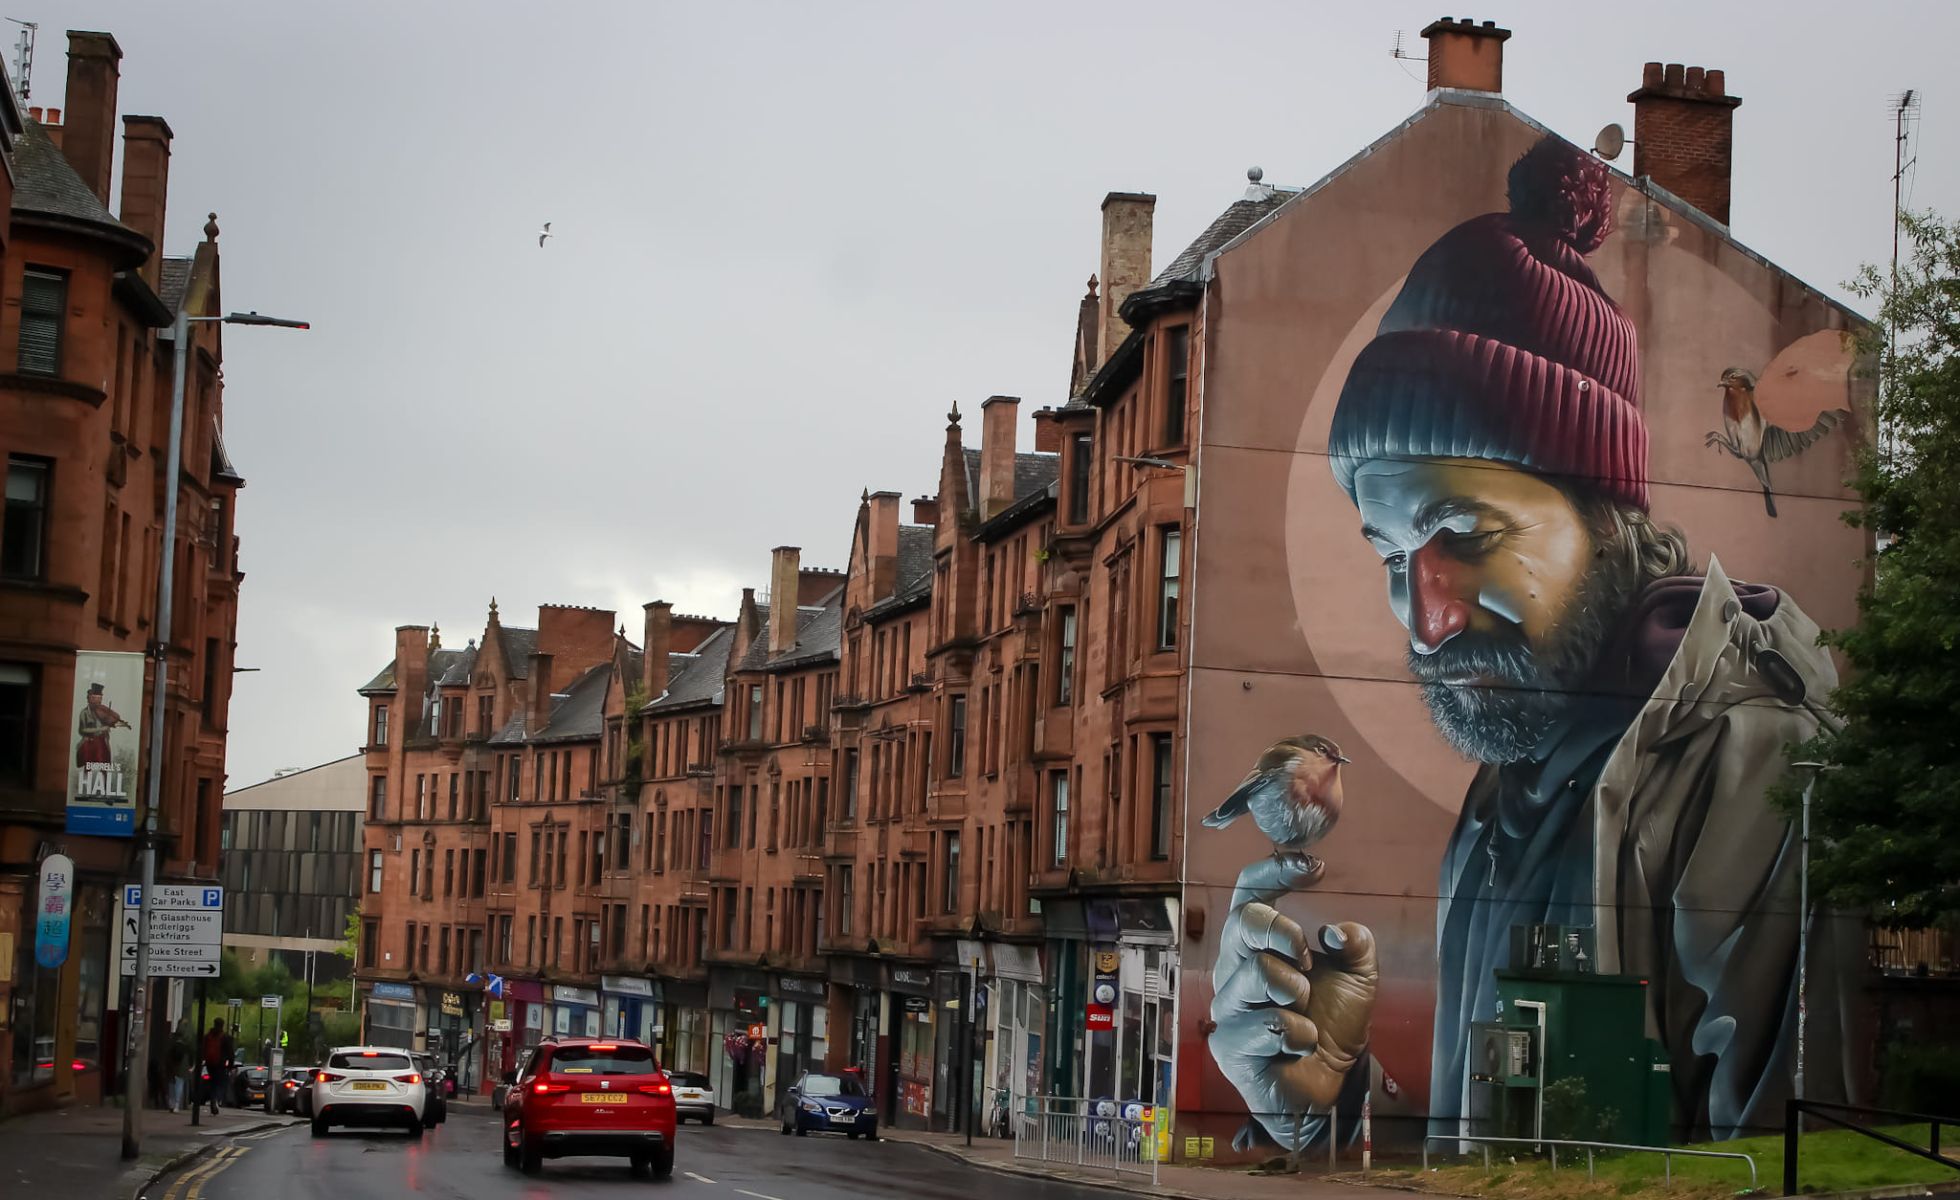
[311,1046,428,1138]
[668,1069,715,1124]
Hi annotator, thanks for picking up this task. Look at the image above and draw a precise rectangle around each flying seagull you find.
[538,222,553,247]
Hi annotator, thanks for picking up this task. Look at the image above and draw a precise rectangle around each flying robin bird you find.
[1705,365,1846,518]
[1202,735,1349,874]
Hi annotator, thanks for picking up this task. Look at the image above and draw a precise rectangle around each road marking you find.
[684,1170,719,1183]
[161,1147,238,1200]
[186,1146,248,1200]
[735,1189,787,1200]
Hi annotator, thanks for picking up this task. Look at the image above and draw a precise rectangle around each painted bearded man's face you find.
[1353,457,1634,764]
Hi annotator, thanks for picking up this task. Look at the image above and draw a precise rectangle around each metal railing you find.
[1785,1100,1960,1195]
[1014,1096,1160,1183]
[1422,1134,1758,1189]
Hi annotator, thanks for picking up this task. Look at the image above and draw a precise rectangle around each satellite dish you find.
[1593,123,1626,161]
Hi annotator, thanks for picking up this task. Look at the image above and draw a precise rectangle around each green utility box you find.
[1494,967,1673,1146]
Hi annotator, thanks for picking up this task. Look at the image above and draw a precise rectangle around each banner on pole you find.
[65,650,143,837]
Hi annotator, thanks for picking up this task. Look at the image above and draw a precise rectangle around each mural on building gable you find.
[1199,133,1863,1153]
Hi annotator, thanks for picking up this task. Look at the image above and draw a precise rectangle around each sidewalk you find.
[721,1113,1394,1199]
[0,1103,299,1200]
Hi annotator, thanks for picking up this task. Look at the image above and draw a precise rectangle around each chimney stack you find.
[980,395,1020,519]
[119,116,172,287]
[769,547,801,653]
[1629,62,1743,226]
[1420,17,1509,94]
[643,601,672,699]
[61,31,122,206]
[529,652,555,733]
[1031,407,1062,454]
[867,492,901,597]
[911,495,940,526]
[1098,193,1156,365]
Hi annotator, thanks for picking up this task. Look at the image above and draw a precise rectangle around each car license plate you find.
[580,1093,613,1104]
[352,1081,386,1092]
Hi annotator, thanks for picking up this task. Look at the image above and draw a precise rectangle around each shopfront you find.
[550,985,600,1038]
[708,967,769,1116]
[770,974,827,1099]
[889,966,934,1130]
[601,975,659,1045]
[366,981,419,1050]
[661,980,709,1075]
[988,944,1045,1120]
[1040,898,1177,1111]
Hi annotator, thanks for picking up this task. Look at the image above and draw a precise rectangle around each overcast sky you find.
[49,1,1958,788]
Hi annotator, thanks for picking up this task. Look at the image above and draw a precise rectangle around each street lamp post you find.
[121,306,308,1161]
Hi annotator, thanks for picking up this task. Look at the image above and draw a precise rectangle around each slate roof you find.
[529,661,613,743]
[15,122,141,242]
[358,662,396,694]
[960,448,1060,511]
[211,425,244,486]
[895,525,934,599]
[159,257,192,312]
[432,645,478,687]
[499,626,540,678]
[1120,188,1295,321]
[735,584,846,673]
[644,624,736,712]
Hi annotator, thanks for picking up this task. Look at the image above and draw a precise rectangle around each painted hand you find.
[1209,856,1378,1149]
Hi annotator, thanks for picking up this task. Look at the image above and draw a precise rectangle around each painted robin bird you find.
[1706,366,1845,518]
[1202,735,1350,876]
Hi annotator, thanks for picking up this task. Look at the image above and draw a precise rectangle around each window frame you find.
[1157,526,1182,651]
[2,456,53,582]
[18,268,68,377]
[1162,324,1190,446]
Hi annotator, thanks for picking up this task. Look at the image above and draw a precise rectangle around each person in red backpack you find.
[200,1019,235,1115]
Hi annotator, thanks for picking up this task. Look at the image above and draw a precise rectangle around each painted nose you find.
[1408,540,1473,654]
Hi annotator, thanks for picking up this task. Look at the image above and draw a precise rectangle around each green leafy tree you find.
[1783,211,1960,927]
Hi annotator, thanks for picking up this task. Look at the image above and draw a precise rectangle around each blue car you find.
[780,1072,877,1140]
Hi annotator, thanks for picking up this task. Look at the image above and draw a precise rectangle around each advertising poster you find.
[66,650,144,837]
[34,854,74,969]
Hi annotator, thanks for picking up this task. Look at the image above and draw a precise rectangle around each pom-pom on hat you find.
[1327,135,1648,510]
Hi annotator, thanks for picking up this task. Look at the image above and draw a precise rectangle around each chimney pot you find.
[1629,61,1743,225]
[45,107,60,123]
[1420,16,1511,94]
[911,495,940,526]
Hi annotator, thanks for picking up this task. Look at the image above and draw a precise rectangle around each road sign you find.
[123,884,223,910]
[261,995,281,1009]
[121,884,222,977]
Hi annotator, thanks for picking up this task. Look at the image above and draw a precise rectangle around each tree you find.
[1783,211,1960,927]
[336,904,361,964]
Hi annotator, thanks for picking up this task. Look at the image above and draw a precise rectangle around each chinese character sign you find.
[66,650,144,837]
[34,854,74,969]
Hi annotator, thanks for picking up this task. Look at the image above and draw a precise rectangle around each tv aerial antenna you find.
[5,19,34,104]
[1390,29,1425,83]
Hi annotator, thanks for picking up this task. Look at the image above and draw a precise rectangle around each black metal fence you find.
[1783,1099,1959,1195]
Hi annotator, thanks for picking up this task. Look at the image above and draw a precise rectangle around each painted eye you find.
[1383,551,1407,571]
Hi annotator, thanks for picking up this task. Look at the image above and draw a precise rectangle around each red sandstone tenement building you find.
[0,31,253,1116]
[355,16,1910,1152]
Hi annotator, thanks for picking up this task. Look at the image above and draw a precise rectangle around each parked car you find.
[668,1070,715,1124]
[410,1052,448,1128]
[501,1037,674,1177]
[276,1066,314,1114]
[310,1046,428,1138]
[229,1062,271,1109]
[780,1071,876,1140]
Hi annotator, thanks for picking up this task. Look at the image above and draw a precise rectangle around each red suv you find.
[502,1037,676,1177]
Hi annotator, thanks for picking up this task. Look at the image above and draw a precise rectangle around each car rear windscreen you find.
[669,1071,709,1087]
[550,1045,657,1075]
[329,1051,412,1071]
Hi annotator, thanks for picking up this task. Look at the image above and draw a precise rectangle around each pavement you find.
[0,1101,301,1200]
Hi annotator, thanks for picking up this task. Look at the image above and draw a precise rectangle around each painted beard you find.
[1405,550,1636,764]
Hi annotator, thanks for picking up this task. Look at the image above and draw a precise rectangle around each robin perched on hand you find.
[1203,735,1349,879]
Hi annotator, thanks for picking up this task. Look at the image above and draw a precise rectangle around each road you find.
[148,1107,1121,1200]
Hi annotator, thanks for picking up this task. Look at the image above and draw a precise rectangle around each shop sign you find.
[33,854,74,969]
[441,991,464,1017]
[602,974,655,997]
[1085,949,1119,1031]
[551,985,599,1006]
[775,975,826,999]
[371,981,415,1002]
[901,995,929,1014]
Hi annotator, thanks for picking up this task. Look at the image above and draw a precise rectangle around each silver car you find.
[669,1069,715,1124]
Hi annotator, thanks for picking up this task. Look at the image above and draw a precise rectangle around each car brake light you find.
[589,1044,617,1051]
[394,1073,421,1085]
[533,1080,571,1095]
[637,1082,672,1095]
[316,1071,345,1083]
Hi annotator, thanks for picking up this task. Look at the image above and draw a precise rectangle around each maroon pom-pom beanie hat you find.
[1328,135,1648,510]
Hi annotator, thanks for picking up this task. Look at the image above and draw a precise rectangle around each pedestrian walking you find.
[165,1020,190,1112]
[201,1018,234,1115]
